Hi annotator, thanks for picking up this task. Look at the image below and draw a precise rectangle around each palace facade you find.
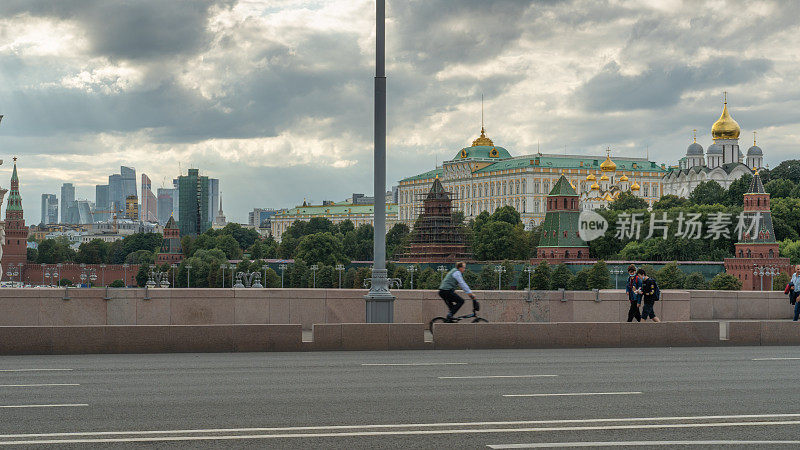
[397,127,665,229]
[271,202,397,242]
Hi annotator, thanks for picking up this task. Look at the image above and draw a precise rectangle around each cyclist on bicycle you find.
[438,262,476,319]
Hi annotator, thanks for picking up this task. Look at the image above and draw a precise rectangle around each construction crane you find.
[93,202,121,233]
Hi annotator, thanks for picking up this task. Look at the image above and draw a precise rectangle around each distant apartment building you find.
[40,194,58,225]
[60,183,75,223]
[156,188,176,225]
[141,174,157,222]
[249,208,277,227]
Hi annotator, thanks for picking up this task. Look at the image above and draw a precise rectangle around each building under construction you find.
[398,177,471,262]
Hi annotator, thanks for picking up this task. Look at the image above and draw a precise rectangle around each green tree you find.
[36,237,76,264]
[773,216,799,241]
[779,239,800,264]
[295,232,346,265]
[610,192,648,210]
[27,247,38,262]
[122,233,163,257]
[181,235,195,258]
[473,221,526,260]
[568,268,589,290]
[220,222,260,249]
[530,262,551,290]
[250,241,264,260]
[726,174,753,206]
[108,279,125,288]
[125,249,154,265]
[76,239,110,264]
[689,180,727,205]
[288,260,309,288]
[653,194,690,210]
[216,234,242,260]
[683,272,708,289]
[305,217,336,235]
[770,159,800,184]
[478,265,496,290]
[59,278,74,286]
[386,223,410,259]
[337,220,355,235]
[655,262,686,289]
[586,261,611,289]
[709,273,742,291]
[490,206,521,225]
[551,264,572,289]
[774,272,791,291]
[263,267,280,288]
[765,179,795,199]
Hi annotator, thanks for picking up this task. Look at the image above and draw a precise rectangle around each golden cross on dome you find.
[723,91,727,104]
[753,131,757,146]
[692,129,697,142]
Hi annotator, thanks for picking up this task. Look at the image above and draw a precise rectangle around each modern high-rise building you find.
[60,183,75,223]
[95,184,110,222]
[177,169,210,236]
[125,195,139,221]
[40,194,58,225]
[172,178,180,222]
[141,174,157,222]
[107,166,137,216]
[156,188,176,225]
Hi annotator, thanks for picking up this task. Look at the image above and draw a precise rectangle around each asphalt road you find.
[1,346,800,448]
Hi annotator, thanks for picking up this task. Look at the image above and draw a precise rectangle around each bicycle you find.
[429,299,488,332]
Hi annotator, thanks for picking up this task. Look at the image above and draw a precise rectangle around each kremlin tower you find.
[2,157,29,269]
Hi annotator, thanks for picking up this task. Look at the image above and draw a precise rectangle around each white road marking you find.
[0,384,79,388]
[0,414,799,440]
[488,440,800,448]
[439,375,557,379]
[361,363,468,366]
[0,369,73,372]
[0,404,87,409]
[1,421,800,445]
[503,392,641,398]
[753,357,800,360]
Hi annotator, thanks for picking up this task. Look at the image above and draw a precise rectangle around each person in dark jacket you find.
[637,268,660,322]
[625,264,642,322]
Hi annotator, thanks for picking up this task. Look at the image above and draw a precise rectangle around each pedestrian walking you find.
[637,268,660,323]
[791,266,800,322]
[625,264,642,322]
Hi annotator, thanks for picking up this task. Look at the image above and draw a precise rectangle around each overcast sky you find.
[1,0,799,225]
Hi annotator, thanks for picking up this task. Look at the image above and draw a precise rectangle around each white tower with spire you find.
[212,194,227,228]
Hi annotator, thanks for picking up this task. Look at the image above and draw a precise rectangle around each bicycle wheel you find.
[429,317,447,333]
[472,317,488,324]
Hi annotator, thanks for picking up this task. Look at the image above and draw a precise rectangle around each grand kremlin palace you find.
[397,127,666,229]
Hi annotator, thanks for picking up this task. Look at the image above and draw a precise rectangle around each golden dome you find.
[471,127,494,147]
[585,173,596,181]
[600,174,609,181]
[619,174,629,182]
[600,152,617,172]
[590,182,600,190]
[630,180,640,191]
[711,100,740,140]
[603,193,614,201]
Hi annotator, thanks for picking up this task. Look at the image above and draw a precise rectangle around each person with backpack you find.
[625,264,642,322]
[637,268,660,323]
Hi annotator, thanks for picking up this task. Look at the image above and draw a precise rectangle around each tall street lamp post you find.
[187,264,192,288]
[335,264,345,288]
[279,263,287,288]
[437,265,447,282]
[406,265,417,290]
[220,264,227,288]
[364,0,394,323]
[610,268,625,289]
[494,265,505,290]
[171,264,177,288]
[524,265,534,290]
[310,264,318,288]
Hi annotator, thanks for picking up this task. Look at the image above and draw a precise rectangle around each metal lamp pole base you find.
[365,269,394,323]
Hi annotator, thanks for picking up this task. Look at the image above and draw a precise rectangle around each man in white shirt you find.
[438,262,476,319]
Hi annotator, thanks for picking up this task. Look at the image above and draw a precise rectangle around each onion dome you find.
[619,174,629,182]
[747,145,763,156]
[706,143,723,155]
[603,193,614,201]
[600,154,616,172]
[600,174,609,181]
[687,142,704,155]
[711,98,740,140]
[630,180,641,191]
[585,173,596,181]
[591,182,600,190]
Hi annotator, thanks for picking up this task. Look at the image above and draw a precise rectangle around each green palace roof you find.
[452,145,512,161]
[281,203,398,216]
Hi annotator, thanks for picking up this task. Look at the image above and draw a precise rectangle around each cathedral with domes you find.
[662,95,763,197]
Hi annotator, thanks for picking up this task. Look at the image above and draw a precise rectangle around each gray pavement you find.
[1,346,800,448]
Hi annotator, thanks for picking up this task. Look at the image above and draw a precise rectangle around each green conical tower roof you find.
[6,158,22,212]
[547,174,578,196]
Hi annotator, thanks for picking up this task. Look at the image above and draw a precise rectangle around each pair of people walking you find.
[625,264,660,323]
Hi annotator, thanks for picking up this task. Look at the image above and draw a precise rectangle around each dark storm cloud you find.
[578,57,772,112]
[0,0,230,60]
